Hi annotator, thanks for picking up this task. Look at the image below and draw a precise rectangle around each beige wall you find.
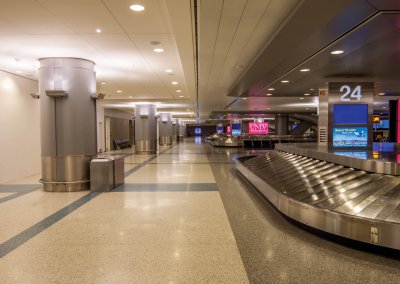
[0,71,40,183]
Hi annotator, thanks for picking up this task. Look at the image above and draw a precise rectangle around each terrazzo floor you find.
[0,139,399,283]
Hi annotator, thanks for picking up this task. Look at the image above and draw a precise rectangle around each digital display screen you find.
[231,123,241,136]
[332,151,368,160]
[373,119,389,129]
[333,104,368,124]
[194,128,201,135]
[373,116,380,123]
[226,125,231,134]
[248,122,268,135]
[332,127,368,147]
[217,125,224,134]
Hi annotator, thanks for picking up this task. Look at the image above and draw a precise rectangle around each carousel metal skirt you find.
[236,150,400,250]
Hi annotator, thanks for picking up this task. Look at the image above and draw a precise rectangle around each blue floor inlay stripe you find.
[0,192,100,258]
[115,183,218,192]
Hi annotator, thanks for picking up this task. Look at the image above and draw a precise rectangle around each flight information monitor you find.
[333,104,368,124]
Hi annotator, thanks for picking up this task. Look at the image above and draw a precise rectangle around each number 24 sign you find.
[339,85,362,101]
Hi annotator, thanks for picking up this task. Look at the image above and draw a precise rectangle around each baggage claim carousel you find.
[236,143,400,251]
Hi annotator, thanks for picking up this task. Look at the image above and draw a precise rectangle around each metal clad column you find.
[178,120,185,141]
[134,104,157,153]
[172,120,178,142]
[159,113,172,145]
[275,114,289,136]
[39,57,96,192]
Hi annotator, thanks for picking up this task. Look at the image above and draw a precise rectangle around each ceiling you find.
[0,0,399,122]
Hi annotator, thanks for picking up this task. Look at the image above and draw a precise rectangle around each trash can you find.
[90,155,125,192]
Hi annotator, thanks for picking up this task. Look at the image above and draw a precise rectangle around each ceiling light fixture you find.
[128,96,133,98]
[304,93,310,96]
[242,98,247,100]
[268,88,275,91]
[176,90,182,93]
[96,28,101,33]
[171,81,178,85]
[117,90,122,93]
[300,68,310,72]
[310,88,314,91]
[281,80,289,83]
[266,93,272,96]
[130,4,145,11]
[299,97,304,100]
[179,95,184,98]
[153,48,164,53]
[165,69,173,73]
[331,50,344,55]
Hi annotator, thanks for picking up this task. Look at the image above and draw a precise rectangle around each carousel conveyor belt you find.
[236,150,400,250]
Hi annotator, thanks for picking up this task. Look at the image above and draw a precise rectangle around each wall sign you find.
[248,122,268,135]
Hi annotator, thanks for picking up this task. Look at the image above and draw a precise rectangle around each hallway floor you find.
[0,139,399,283]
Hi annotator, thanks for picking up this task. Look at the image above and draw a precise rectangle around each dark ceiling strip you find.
[193,0,200,123]
[224,98,239,110]
[255,10,385,95]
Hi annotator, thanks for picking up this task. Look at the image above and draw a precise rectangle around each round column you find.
[178,120,185,141]
[134,104,157,153]
[159,113,172,145]
[275,114,289,136]
[39,57,97,192]
[172,120,178,142]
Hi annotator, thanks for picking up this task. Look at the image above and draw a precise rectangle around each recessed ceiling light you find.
[130,4,145,11]
[171,81,178,85]
[310,88,314,91]
[128,96,133,98]
[176,90,182,93]
[299,97,304,100]
[242,98,247,100]
[281,80,289,83]
[179,95,184,98]
[378,92,385,96]
[306,107,309,110]
[267,107,271,110]
[304,93,310,96]
[96,28,101,33]
[383,107,387,109]
[165,69,173,73]
[331,50,344,55]
[101,82,106,85]
[228,107,232,110]
[117,90,122,93]
[300,68,310,72]
[266,93,272,96]
[268,88,275,91]
[153,48,164,53]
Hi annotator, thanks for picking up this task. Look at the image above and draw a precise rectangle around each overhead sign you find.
[249,122,268,135]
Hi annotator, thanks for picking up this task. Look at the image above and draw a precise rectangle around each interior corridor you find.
[0,139,399,283]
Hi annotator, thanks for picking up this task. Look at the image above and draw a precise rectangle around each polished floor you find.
[0,139,399,283]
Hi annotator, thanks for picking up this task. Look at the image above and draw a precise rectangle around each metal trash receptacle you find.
[112,155,125,188]
[90,155,125,192]
[90,157,114,192]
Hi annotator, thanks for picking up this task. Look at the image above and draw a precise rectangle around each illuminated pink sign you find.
[249,122,269,135]
[226,125,231,134]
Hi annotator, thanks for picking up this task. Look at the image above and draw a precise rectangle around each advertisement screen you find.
[332,127,368,147]
[332,151,368,160]
[248,122,268,135]
[373,119,389,129]
[226,125,231,134]
[194,127,201,136]
[217,125,224,134]
[231,123,241,136]
[333,104,368,124]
